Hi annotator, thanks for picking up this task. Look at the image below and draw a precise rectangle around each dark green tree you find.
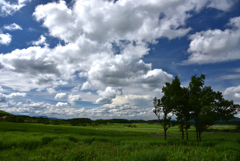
[154,74,239,142]
[153,77,179,140]
[174,87,192,140]
[189,74,238,142]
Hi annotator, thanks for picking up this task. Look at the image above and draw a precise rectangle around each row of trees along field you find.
[153,74,240,142]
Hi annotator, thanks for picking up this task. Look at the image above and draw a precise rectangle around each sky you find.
[0,0,240,120]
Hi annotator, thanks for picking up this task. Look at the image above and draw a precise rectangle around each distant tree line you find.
[153,74,239,142]
[0,115,162,125]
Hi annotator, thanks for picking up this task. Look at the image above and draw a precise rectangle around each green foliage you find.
[154,74,239,142]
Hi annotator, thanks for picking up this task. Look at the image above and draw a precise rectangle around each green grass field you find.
[0,122,239,161]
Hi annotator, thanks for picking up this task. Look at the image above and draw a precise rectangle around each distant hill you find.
[0,110,14,117]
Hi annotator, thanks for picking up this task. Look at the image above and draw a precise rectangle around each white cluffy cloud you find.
[33,0,234,43]
[0,33,11,45]
[0,86,6,92]
[7,92,27,98]
[0,0,238,119]
[4,23,23,31]
[0,0,234,93]
[55,93,67,99]
[7,100,16,107]
[0,100,157,120]
[0,92,26,102]
[0,0,31,17]
[46,88,56,94]
[56,102,68,107]
[223,86,240,99]
[68,94,82,105]
[184,16,240,64]
[32,35,48,46]
[96,87,122,104]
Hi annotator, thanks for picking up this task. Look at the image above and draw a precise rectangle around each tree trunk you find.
[181,127,184,140]
[196,119,199,142]
[164,128,167,140]
[199,132,201,142]
[196,130,199,142]
[186,130,188,141]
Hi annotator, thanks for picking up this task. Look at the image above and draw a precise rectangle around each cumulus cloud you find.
[4,23,23,31]
[184,16,240,64]
[112,94,152,106]
[32,35,48,46]
[0,92,26,102]
[68,94,82,105]
[0,86,6,92]
[207,0,235,11]
[46,88,56,94]
[33,0,235,44]
[56,102,68,107]
[0,33,11,45]
[0,93,6,102]
[1,100,156,119]
[33,0,192,43]
[0,46,60,76]
[7,92,27,98]
[88,103,155,119]
[7,100,16,107]
[223,86,240,99]
[26,99,32,104]
[96,87,122,104]
[55,93,67,99]
[0,0,234,93]
[0,0,238,119]
[81,43,173,90]
[0,0,31,17]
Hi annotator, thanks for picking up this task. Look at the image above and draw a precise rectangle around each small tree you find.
[153,97,174,140]
[154,74,239,142]
[189,74,238,142]
[153,77,179,140]
[174,87,192,140]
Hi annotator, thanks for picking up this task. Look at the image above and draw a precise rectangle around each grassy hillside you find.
[0,122,239,161]
[0,110,14,117]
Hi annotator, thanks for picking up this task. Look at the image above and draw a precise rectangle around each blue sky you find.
[0,0,240,119]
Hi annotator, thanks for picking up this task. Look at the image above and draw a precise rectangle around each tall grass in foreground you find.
[0,122,239,161]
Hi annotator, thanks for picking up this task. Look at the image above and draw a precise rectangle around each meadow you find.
[0,122,239,161]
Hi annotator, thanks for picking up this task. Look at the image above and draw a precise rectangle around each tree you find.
[189,74,238,142]
[153,77,179,140]
[153,97,173,140]
[154,74,239,142]
[174,87,192,140]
